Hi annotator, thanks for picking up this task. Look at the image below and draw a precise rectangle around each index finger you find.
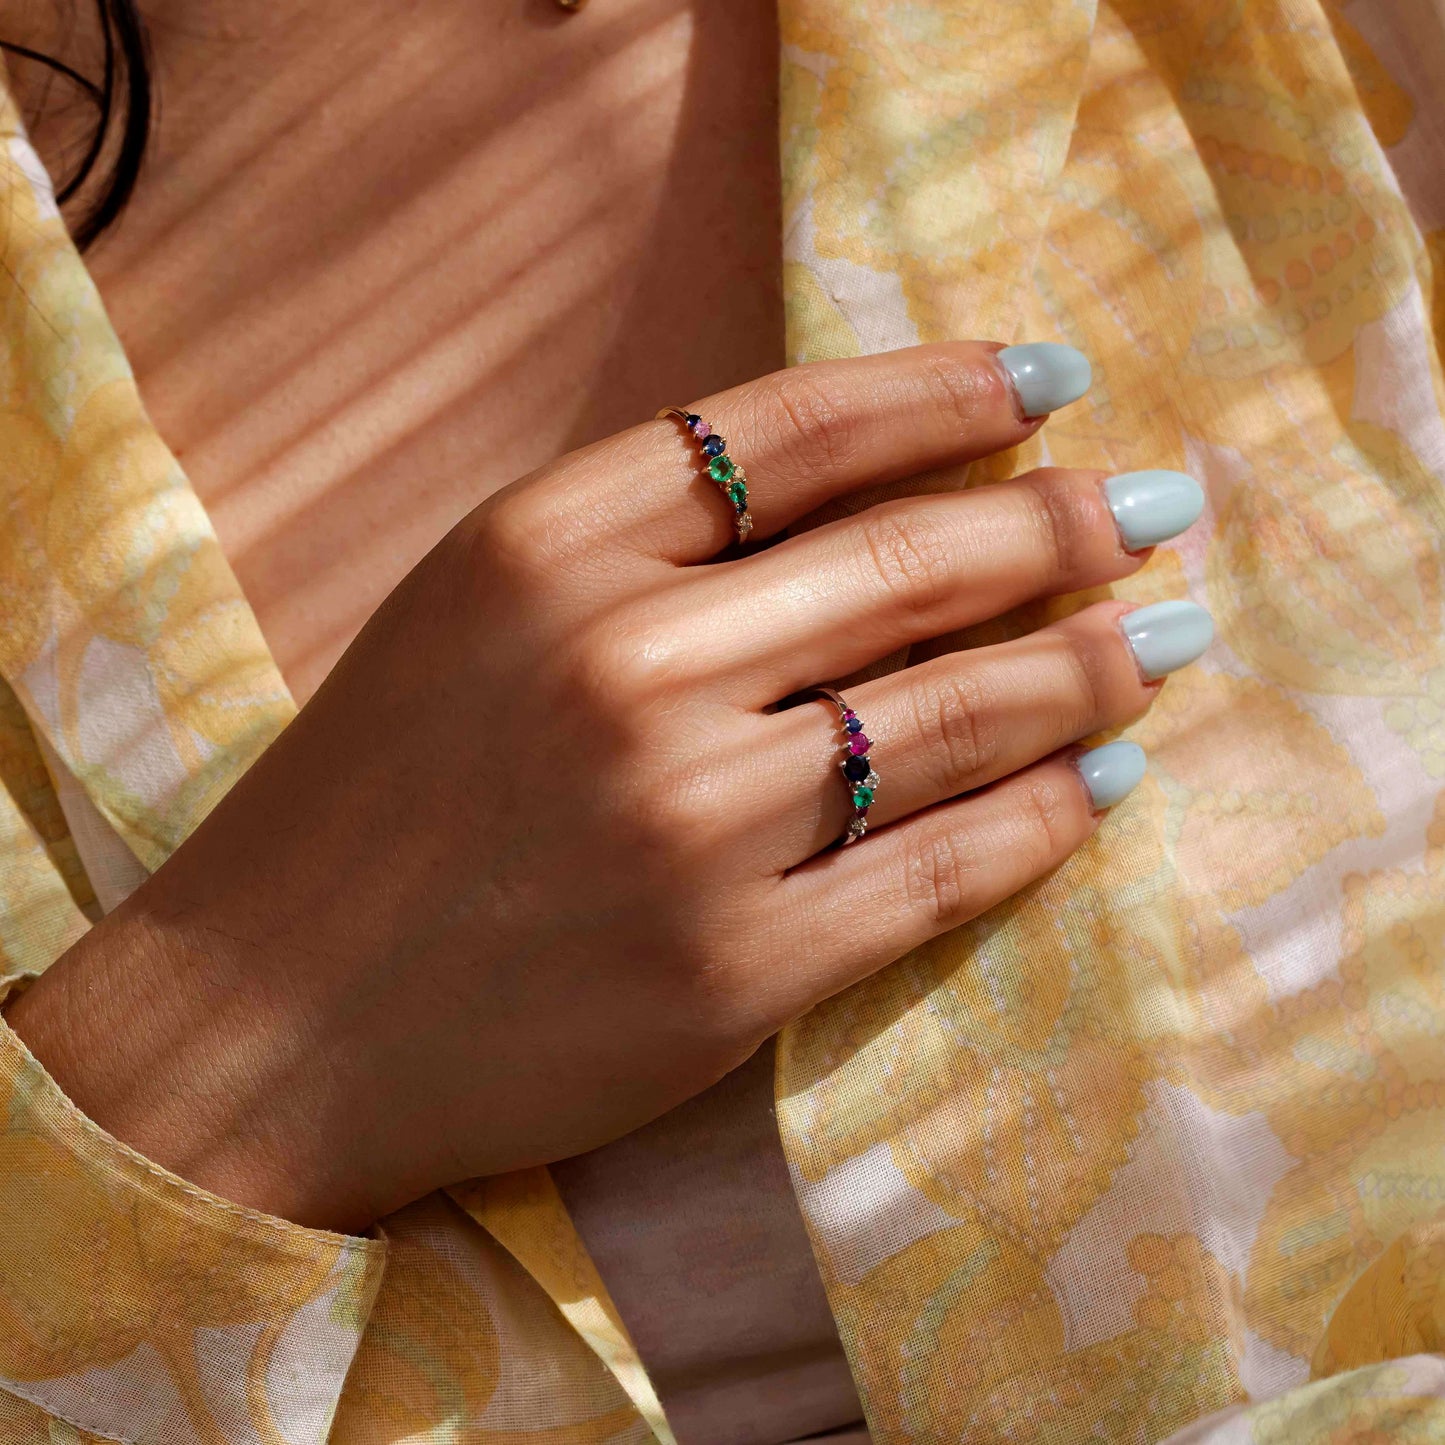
[558,340,1093,561]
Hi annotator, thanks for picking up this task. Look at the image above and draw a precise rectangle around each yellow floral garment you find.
[1,0,1444,1441]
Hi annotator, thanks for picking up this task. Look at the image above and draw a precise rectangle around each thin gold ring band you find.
[808,686,880,845]
[657,407,753,543]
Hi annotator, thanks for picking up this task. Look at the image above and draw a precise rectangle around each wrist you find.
[6,907,381,1233]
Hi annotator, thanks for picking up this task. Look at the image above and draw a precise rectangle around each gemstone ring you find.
[808,686,880,845]
[657,406,753,543]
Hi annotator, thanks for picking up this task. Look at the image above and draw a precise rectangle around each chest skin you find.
[82,0,786,702]
[27,0,860,1436]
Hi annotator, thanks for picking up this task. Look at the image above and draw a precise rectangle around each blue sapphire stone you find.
[702,435,726,458]
[843,754,871,782]
[845,717,864,734]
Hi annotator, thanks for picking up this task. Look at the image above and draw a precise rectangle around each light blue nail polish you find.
[1103,469,1206,551]
[1121,600,1215,680]
[1077,740,1146,810]
[997,342,1093,417]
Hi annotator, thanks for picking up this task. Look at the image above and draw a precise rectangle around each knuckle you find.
[554,643,736,845]
[625,771,723,857]
[597,741,736,877]
[466,491,559,587]
[566,608,683,710]
[911,668,999,789]
[917,345,1006,432]
[757,367,859,475]
[907,827,980,927]
[1018,476,1080,583]
[856,506,957,620]
[1057,628,1107,734]
[1015,774,1075,873]
[467,479,598,585]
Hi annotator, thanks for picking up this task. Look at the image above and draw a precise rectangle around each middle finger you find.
[693,465,1205,702]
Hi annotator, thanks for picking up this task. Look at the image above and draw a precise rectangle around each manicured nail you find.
[997,342,1093,417]
[1121,600,1215,680]
[1077,740,1146,810]
[1103,469,1205,551]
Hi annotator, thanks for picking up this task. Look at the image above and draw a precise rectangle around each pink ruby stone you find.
[848,734,870,755]
[693,420,712,440]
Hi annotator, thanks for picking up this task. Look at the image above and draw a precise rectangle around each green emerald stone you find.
[727,479,748,505]
[853,785,875,808]
[709,455,735,483]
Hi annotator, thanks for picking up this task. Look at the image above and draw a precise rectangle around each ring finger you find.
[759,596,1213,867]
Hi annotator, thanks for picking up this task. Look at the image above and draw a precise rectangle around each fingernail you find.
[1103,469,1205,552]
[1121,600,1215,680]
[1077,740,1146,810]
[997,342,1093,417]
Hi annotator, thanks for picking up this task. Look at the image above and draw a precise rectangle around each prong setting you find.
[657,406,753,543]
[831,702,878,845]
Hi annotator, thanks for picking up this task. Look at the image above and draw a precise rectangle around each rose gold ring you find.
[808,686,880,845]
[657,406,753,543]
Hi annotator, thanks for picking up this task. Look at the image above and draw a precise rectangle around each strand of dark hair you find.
[1,0,153,249]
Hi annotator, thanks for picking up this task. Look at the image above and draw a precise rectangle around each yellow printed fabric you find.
[0,1021,385,1442]
[0,1,1443,1443]
[776,0,1445,1441]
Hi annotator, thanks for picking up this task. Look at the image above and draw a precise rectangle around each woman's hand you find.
[8,341,1209,1232]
